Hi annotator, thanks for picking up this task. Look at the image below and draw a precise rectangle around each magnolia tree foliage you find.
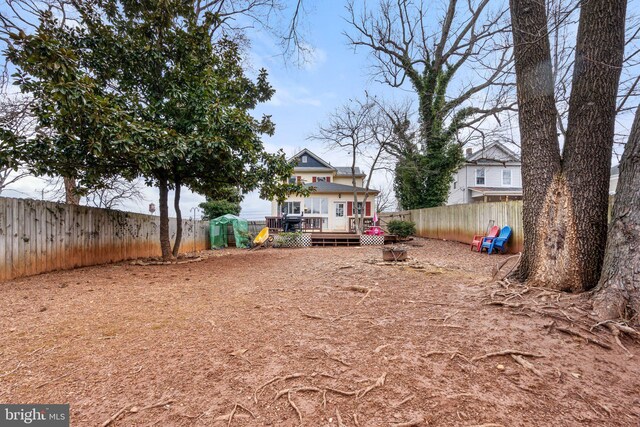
[6,0,305,259]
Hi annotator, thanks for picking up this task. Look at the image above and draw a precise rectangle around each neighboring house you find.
[268,149,378,232]
[610,165,619,195]
[447,142,523,205]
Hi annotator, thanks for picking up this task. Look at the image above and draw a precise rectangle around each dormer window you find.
[302,155,308,163]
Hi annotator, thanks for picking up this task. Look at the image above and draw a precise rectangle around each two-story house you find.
[447,142,523,205]
[268,149,378,232]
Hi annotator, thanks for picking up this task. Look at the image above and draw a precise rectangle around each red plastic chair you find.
[471,225,500,252]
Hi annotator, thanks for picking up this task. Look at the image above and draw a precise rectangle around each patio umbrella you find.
[373,212,378,226]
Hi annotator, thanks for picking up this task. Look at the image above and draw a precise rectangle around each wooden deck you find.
[305,232,398,247]
[311,233,361,247]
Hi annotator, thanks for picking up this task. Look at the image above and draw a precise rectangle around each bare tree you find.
[311,97,394,233]
[346,0,515,141]
[42,175,146,209]
[545,0,640,153]
[375,183,395,213]
[346,0,516,208]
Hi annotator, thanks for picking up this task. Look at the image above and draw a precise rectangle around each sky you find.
[3,0,635,220]
[2,0,403,220]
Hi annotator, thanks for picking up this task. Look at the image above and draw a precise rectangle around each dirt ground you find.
[1,238,639,426]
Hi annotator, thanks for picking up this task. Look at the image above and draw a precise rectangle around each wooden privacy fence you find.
[0,197,210,281]
[380,201,524,253]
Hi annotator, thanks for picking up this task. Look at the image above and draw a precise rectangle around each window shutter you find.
[366,201,371,216]
[347,201,353,216]
[326,177,331,182]
[312,176,316,183]
[297,176,301,183]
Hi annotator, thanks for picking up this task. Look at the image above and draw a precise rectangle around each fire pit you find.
[382,246,407,262]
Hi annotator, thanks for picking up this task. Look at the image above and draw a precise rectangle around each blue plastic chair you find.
[481,225,512,254]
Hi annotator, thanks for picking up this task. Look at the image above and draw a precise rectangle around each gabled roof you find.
[467,142,520,163]
[304,182,379,194]
[335,166,365,177]
[289,148,335,169]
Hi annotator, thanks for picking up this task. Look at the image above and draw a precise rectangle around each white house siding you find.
[270,192,375,232]
[448,163,523,205]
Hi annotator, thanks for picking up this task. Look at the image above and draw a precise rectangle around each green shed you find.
[210,214,250,249]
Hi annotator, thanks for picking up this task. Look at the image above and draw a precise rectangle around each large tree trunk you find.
[172,180,182,258]
[561,0,627,290]
[592,107,640,322]
[509,0,562,284]
[64,177,81,205]
[158,174,173,260]
[510,0,626,291]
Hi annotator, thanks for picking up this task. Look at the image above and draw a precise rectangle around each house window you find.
[288,176,297,184]
[281,201,301,215]
[502,169,512,186]
[453,178,457,189]
[302,155,308,163]
[304,197,329,215]
[315,176,329,182]
[475,168,486,185]
[356,202,364,215]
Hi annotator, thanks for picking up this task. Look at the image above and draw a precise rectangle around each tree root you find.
[393,394,415,408]
[288,391,303,423]
[511,354,542,377]
[336,408,346,427]
[274,386,322,401]
[471,349,543,362]
[606,324,632,355]
[272,385,362,422]
[324,350,352,366]
[421,350,470,363]
[357,289,372,305]
[213,403,255,426]
[592,319,640,341]
[298,307,325,320]
[101,406,128,427]
[139,400,175,411]
[298,307,354,322]
[254,373,303,403]
[356,372,387,399]
[545,322,612,350]
[326,387,357,396]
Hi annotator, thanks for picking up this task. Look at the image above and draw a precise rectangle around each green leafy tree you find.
[199,199,241,220]
[7,0,305,260]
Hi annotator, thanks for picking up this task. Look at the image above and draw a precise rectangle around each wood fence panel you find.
[0,197,211,281]
[381,201,524,253]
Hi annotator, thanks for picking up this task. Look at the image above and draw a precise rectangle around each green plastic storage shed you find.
[210,214,250,248]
